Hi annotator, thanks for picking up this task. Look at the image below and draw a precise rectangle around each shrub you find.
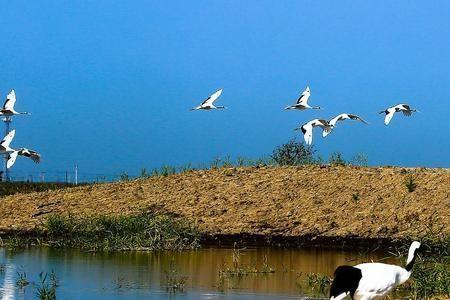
[405,175,417,192]
[329,152,347,166]
[271,139,316,166]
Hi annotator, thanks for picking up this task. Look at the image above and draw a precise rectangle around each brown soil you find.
[0,166,449,244]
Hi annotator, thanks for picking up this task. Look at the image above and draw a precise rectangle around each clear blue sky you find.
[1,1,449,179]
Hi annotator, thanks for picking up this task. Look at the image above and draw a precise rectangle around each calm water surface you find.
[0,246,398,299]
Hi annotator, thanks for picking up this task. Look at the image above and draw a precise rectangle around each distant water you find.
[0,247,398,299]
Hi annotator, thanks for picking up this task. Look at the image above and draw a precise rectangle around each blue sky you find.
[1,1,449,179]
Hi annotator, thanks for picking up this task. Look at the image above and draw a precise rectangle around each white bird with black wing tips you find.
[7,148,41,169]
[323,113,369,137]
[379,104,417,125]
[190,89,226,111]
[0,90,30,116]
[0,130,16,154]
[285,86,320,110]
[295,119,331,145]
[329,241,421,300]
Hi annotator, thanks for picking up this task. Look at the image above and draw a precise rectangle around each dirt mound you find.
[0,166,449,242]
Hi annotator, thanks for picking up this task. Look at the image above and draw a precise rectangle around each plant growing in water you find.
[35,271,58,300]
[16,271,29,288]
[164,259,187,293]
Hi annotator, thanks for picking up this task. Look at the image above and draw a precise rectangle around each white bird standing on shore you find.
[0,130,15,154]
[6,148,41,169]
[323,113,369,137]
[190,89,226,110]
[329,241,421,300]
[285,86,320,110]
[379,104,417,125]
[0,90,30,116]
[295,119,331,145]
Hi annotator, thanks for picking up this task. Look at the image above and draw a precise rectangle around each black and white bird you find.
[190,89,225,111]
[323,113,369,137]
[329,241,421,300]
[379,104,417,125]
[0,90,30,116]
[0,130,15,154]
[295,119,331,145]
[6,148,41,169]
[285,86,320,110]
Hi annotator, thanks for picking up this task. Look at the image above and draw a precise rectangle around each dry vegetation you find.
[0,165,449,245]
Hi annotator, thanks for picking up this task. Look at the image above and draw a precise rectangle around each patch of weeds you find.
[16,271,29,288]
[260,255,275,274]
[329,152,347,166]
[305,272,332,292]
[140,168,149,178]
[119,172,129,181]
[42,212,200,251]
[218,246,276,286]
[405,175,417,192]
[159,165,176,177]
[178,163,194,173]
[352,192,360,202]
[210,157,222,169]
[164,259,187,293]
[35,271,58,300]
[409,258,450,298]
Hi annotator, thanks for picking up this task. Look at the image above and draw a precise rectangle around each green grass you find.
[16,271,29,288]
[407,258,450,299]
[35,271,59,300]
[0,182,79,198]
[41,212,200,251]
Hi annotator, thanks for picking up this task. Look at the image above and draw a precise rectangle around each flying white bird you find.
[0,130,16,154]
[7,148,41,169]
[295,119,331,145]
[190,89,226,110]
[285,86,320,110]
[323,113,369,137]
[0,90,30,116]
[329,241,421,300]
[379,104,417,125]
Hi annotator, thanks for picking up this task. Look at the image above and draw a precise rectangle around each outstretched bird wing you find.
[18,148,41,163]
[400,105,413,116]
[0,130,15,148]
[348,114,369,124]
[384,110,395,125]
[329,114,345,127]
[3,90,16,111]
[6,151,18,169]
[296,87,310,104]
[201,89,223,106]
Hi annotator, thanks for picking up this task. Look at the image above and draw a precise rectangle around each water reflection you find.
[0,247,398,299]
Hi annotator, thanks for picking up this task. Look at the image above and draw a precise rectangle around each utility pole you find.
[75,164,78,185]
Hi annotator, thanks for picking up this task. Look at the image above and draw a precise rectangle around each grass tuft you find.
[42,212,200,251]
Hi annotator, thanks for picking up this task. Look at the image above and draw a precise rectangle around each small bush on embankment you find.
[39,212,200,251]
